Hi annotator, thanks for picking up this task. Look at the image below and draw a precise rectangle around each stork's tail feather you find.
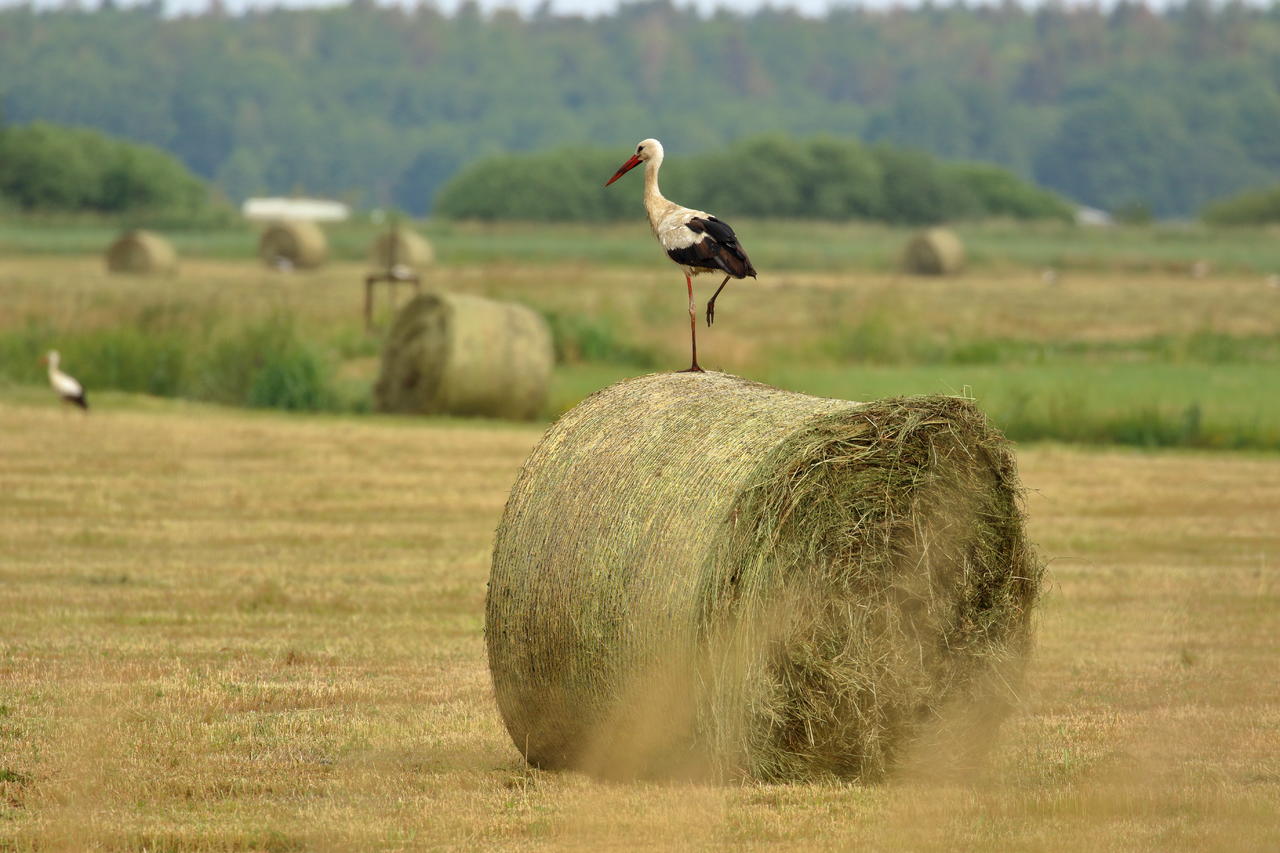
[707,240,754,279]
[69,394,89,410]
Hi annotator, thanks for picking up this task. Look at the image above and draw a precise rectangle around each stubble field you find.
[1,393,1277,850]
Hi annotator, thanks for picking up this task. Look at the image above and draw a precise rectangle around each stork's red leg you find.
[677,273,704,373]
[706,275,731,327]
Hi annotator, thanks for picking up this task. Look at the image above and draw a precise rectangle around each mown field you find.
[1,393,1277,849]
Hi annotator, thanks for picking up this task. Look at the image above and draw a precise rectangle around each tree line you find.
[3,115,1278,226]
[1,2,1278,218]
[0,121,218,222]
[434,136,1074,223]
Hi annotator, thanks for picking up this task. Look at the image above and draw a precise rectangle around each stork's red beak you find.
[605,153,643,186]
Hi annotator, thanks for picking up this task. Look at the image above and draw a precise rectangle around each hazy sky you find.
[17,0,1197,20]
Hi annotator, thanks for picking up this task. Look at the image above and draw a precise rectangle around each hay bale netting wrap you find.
[370,227,434,269]
[486,372,1042,782]
[902,227,966,275]
[374,291,553,420]
[258,220,328,270]
[105,229,177,275]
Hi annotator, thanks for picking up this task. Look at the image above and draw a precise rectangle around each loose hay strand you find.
[486,372,1042,782]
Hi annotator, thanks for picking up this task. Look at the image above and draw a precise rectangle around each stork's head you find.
[605,138,663,186]
[40,350,60,368]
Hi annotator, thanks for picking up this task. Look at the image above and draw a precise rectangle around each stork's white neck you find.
[642,153,668,230]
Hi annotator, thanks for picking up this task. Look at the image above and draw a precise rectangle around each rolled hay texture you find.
[370,227,434,269]
[902,227,966,275]
[374,291,553,420]
[105,229,177,275]
[487,372,1042,783]
[258,220,328,270]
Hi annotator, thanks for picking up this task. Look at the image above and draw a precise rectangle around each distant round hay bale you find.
[902,227,965,275]
[374,291,552,420]
[370,227,434,269]
[258,220,328,270]
[105,229,177,275]
[487,372,1042,782]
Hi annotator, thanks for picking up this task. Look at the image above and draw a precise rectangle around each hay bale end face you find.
[487,372,1042,782]
[370,227,434,269]
[258,220,328,270]
[105,229,178,275]
[374,291,553,420]
[903,227,966,275]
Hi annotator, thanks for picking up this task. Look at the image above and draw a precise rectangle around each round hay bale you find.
[374,291,552,420]
[487,372,1042,782]
[104,229,177,275]
[258,220,328,270]
[902,227,965,275]
[370,227,434,269]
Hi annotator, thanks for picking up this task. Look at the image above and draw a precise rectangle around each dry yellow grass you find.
[1,391,1278,850]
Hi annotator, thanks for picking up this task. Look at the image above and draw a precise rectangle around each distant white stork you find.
[41,350,89,411]
[605,138,756,372]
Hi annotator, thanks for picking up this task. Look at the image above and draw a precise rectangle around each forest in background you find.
[434,137,1074,223]
[1,1,1279,217]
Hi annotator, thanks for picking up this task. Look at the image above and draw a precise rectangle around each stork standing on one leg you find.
[605,138,756,372]
[41,350,89,411]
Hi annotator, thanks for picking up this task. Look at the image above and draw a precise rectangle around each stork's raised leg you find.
[706,275,731,327]
[677,273,704,373]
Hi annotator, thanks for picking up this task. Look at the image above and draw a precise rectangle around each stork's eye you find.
[637,146,643,153]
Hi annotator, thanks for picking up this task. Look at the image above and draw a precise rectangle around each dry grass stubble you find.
[0,395,1277,849]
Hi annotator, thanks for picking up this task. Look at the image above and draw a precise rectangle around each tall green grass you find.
[7,298,1277,450]
[764,362,1279,451]
[2,308,344,412]
[549,361,1280,451]
[820,309,1280,367]
[540,310,657,367]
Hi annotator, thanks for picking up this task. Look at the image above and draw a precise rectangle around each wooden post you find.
[365,269,421,333]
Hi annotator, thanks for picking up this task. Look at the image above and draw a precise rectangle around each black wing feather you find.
[665,216,757,278]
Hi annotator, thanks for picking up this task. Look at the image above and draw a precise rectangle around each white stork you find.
[605,138,756,372]
[40,350,89,411]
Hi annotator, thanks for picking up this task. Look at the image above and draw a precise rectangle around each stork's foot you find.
[677,363,706,374]
[705,302,715,327]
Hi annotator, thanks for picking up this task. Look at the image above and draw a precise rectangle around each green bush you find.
[0,121,216,220]
[1201,185,1280,225]
[435,148,644,222]
[945,163,1074,222]
[246,347,336,411]
[434,135,1070,225]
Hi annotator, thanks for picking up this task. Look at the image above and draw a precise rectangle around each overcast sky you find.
[15,0,1205,20]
